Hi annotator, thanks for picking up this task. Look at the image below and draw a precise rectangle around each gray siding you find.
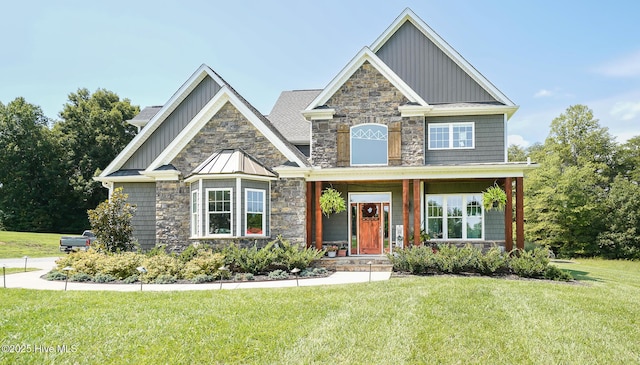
[424,114,505,164]
[123,76,221,169]
[376,21,497,104]
[115,183,156,249]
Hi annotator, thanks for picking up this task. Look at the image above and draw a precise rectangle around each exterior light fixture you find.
[23,256,28,272]
[136,266,147,291]
[2,264,5,288]
[291,267,301,287]
[367,261,373,282]
[62,266,74,291]
[218,266,229,290]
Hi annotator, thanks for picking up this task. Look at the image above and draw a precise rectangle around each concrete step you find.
[314,256,393,272]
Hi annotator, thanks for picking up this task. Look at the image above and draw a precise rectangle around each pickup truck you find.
[59,231,96,252]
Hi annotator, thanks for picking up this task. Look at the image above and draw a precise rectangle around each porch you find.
[305,176,525,254]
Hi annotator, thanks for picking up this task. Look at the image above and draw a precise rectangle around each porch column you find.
[413,179,421,246]
[315,181,323,250]
[306,181,313,248]
[515,177,524,250]
[402,179,410,247]
[504,177,513,252]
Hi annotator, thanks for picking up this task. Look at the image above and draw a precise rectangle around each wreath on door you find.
[361,203,378,218]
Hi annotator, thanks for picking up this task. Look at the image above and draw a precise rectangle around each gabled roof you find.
[99,64,308,180]
[268,89,320,144]
[303,47,429,117]
[370,8,515,107]
[190,149,276,179]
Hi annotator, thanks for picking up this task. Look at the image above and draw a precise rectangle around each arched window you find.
[350,124,388,165]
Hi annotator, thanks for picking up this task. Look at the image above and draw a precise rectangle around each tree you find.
[0,98,66,231]
[615,135,640,184]
[507,144,528,162]
[53,89,139,231]
[88,187,137,252]
[597,176,640,259]
[524,105,612,257]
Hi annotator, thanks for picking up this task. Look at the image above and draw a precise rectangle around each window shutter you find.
[389,121,402,165]
[337,124,350,167]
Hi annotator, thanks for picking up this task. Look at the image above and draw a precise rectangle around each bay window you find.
[207,188,232,236]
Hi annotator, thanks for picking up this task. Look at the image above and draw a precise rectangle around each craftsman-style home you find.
[96,8,534,254]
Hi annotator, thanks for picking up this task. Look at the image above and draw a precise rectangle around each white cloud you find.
[534,89,553,98]
[610,101,640,121]
[507,134,531,148]
[594,50,640,78]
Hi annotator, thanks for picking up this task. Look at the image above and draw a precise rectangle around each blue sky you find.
[1,0,639,147]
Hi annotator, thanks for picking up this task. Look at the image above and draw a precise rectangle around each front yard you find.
[1,259,639,364]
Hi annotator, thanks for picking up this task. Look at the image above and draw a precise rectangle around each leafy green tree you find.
[615,136,640,183]
[507,144,528,162]
[53,88,139,231]
[525,105,612,257]
[0,98,66,231]
[88,187,137,252]
[597,176,640,259]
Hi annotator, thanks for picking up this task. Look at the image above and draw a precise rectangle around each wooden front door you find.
[358,203,382,254]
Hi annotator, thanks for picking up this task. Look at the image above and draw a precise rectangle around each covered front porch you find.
[302,164,532,255]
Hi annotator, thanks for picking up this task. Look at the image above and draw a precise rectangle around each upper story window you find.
[351,124,388,165]
[428,122,474,150]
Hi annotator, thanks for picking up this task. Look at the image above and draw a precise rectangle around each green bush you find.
[99,252,141,279]
[45,270,67,281]
[154,274,177,284]
[182,251,225,279]
[433,244,482,274]
[123,275,138,284]
[93,273,116,283]
[479,246,509,275]
[55,249,104,276]
[88,187,137,252]
[70,273,93,282]
[510,248,550,278]
[222,242,277,274]
[543,265,573,281]
[268,269,289,280]
[192,274,214,284]
[272,236,325,270]
[140,254,183,283]
[388,245,437,274]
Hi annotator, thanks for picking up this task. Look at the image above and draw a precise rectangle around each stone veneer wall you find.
[311,61,424,167]
[154,101,306,251]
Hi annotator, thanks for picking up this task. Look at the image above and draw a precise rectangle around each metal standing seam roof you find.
[190,149,277,178]
[267,89,321,144]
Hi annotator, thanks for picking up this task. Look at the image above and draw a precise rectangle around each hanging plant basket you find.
[482,184,507,211]
[319,187,346,216]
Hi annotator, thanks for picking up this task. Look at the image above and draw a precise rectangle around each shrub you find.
[182,251,225,279]
[544,265,573,281]
[271,236,324,270]
[154,274,177,284]
[479,246,509,275]
[99,252,141,279]
[140,253,183,283]
[87,187,137,252]
[93,273,116,283]
[192,274,214,284]
[70,273,93,282]
[268,269,289,280]
[55,249,105,276]
[45,270,67,281]
[510,248,551,278]
[389,245,437,274]
[123,275,138,284]
[222,243,277,274]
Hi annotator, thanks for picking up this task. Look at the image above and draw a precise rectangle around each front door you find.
[358,203,382,254]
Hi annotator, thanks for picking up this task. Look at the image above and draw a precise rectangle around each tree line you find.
[0,89,138,233]
[510,104,640,259]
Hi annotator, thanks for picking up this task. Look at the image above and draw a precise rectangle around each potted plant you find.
[326,245,339,258]
[337,244,348,257]
[319,187,346,216]
[482,184,507,211]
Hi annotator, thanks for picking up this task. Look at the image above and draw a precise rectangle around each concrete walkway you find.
[0,257,391,292]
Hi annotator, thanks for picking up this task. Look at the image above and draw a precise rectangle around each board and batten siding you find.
[115,183,156,249]
[425,114,505,164]
[376,21,497,104]
[122,76,221,170]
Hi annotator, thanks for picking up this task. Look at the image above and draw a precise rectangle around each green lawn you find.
[1,259,639,364]
[2,267,40,275]
[0,231,63,258]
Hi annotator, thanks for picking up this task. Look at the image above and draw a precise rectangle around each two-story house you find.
[96,8,534,254]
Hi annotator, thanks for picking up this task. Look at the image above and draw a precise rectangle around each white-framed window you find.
[351,123,388,165]
[428,122,474,150]
[206,188,232,236]
[191,190,199,237]
[426,194,483,240]
[245,188,266,236]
